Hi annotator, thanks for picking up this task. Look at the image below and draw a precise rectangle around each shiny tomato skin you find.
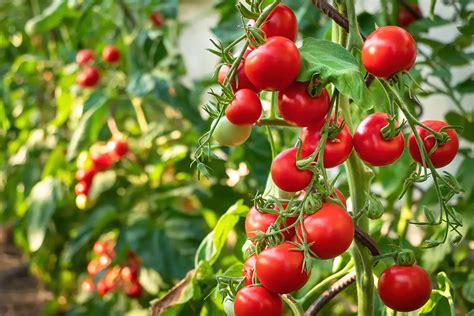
[226,89,262,125]
[245,36,301,91]
[398,5,421,28]
[408,120,459,168]
[102,45,120,63]
[271,147,313,193]
[242,255,257,285]
[74,181,90,196]
[125,281,143,298]
[213,117,252,147]
[278,82,330,127]
[362,26,416,79]
[97,278,109,296]
[255,242,310,294]
[75,167,96,185]
[259,3,298,42]
[234,286,283,316]
[378,265,431,312]
[332,188,347,207]
[150,11,165,27]
[76,49,94,65]
[354,112,405,166]
[77,67,100,88]
[218,63,260,93]
[91,152,114,171]
[297,202,354,259]
[81,278,95,292]
[93,241,108,255]
[245,206,295,241]
[107,139,129,159]
[300,118,353,168]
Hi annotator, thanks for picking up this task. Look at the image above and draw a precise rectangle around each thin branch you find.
[118,0,137,28]
[312,0,349,31]
[304,271,357,315]
[354,226,381,256]
[397,0,423,19]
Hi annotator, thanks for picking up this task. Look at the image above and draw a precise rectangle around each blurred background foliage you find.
[0,0,472,315]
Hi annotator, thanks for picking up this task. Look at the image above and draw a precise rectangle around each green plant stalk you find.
[282,294,305,316]
[335,2,375,314]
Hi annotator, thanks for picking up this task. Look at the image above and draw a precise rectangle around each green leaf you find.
[445,111,474,142]
[194,200,249,266]
[26,177,63,252]
[435,46,470,66]
[420,272,455,315]
[66,93,108,160]
[88,170,117,201]
[463,280,474,303]
[455,77,474,93]
[62,204,116,262]
[25,0,68,35]
[297,38,370,109]
[458,15,474,35]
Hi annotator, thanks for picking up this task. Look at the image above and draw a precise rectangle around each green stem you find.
[131,97,149,132]
[256,118,296,127]
[282,294,305,316]
[334,3,375,313]
[298,259,355,306]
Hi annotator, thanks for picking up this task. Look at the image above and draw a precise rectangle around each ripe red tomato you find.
[125,281,143,298]
[150,11,165,27]
[252,3,298,42]
[107,139,129,159]
[398,5,421,28]
[218,62,260,93]
[297,202,354,259]
[75,167,96,185]
[300,118,353,168]
[226,89,262,125]
[76,66,100,88]
[242,255,257,285]
[102,45,120,63]
[245,206,295,241]
[104,266,121,290]
[213,117,252,146]
[234,286,283,316]
[245,36,300,91]
[255,242,310,293]
[361,26,416,79]
[74,181,90,196]
[91,152,114,171]
[408,120,459,168]
[278,82,330,127]
[378,265,431,312]
[353,113,405,166]
[121,265,139,282]
[81,278,95,292]
[87,258,100,276]
[76,49,94,66]
[97,278,109,296]
[271,147,313,193]
[332,188,347,207]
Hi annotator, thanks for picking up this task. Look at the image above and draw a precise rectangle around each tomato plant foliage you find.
[0,0,472,316]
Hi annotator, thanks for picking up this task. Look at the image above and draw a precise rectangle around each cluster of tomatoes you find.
[81,240,142,298]
[75,45,121,88]
[213,3,451,315]
[75,138,129,209]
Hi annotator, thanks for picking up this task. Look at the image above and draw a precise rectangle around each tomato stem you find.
[282,294,305,316]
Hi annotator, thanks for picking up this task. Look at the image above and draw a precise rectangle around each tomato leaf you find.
[25,0,68,35]
[297,38,372,109]
[194,200,249,266]
[26,177,63,252]
[66,93,108,160]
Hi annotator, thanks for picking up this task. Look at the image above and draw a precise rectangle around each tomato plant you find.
[0,0,472,316]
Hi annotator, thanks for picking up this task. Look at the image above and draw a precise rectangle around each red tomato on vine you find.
[300,118,353,168]
[353,112,405,166]
[398,4,421,28]
[234,286,283,316]
[408,120,459,168]
[252,3,298,42]
[76,49,94,65]
[378,264,431,312]
[77,67,100,88]
[226,89,262,125]
[278,82,330,127]
[255,242,310,294]
[102,45,121,63]
[218,62,260,93]
[242,255,257,285]
[361,26,417,79]
[297,202,354,259]
[271,147,313,193]
[245,206,295,241]
[245,36,301,91]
